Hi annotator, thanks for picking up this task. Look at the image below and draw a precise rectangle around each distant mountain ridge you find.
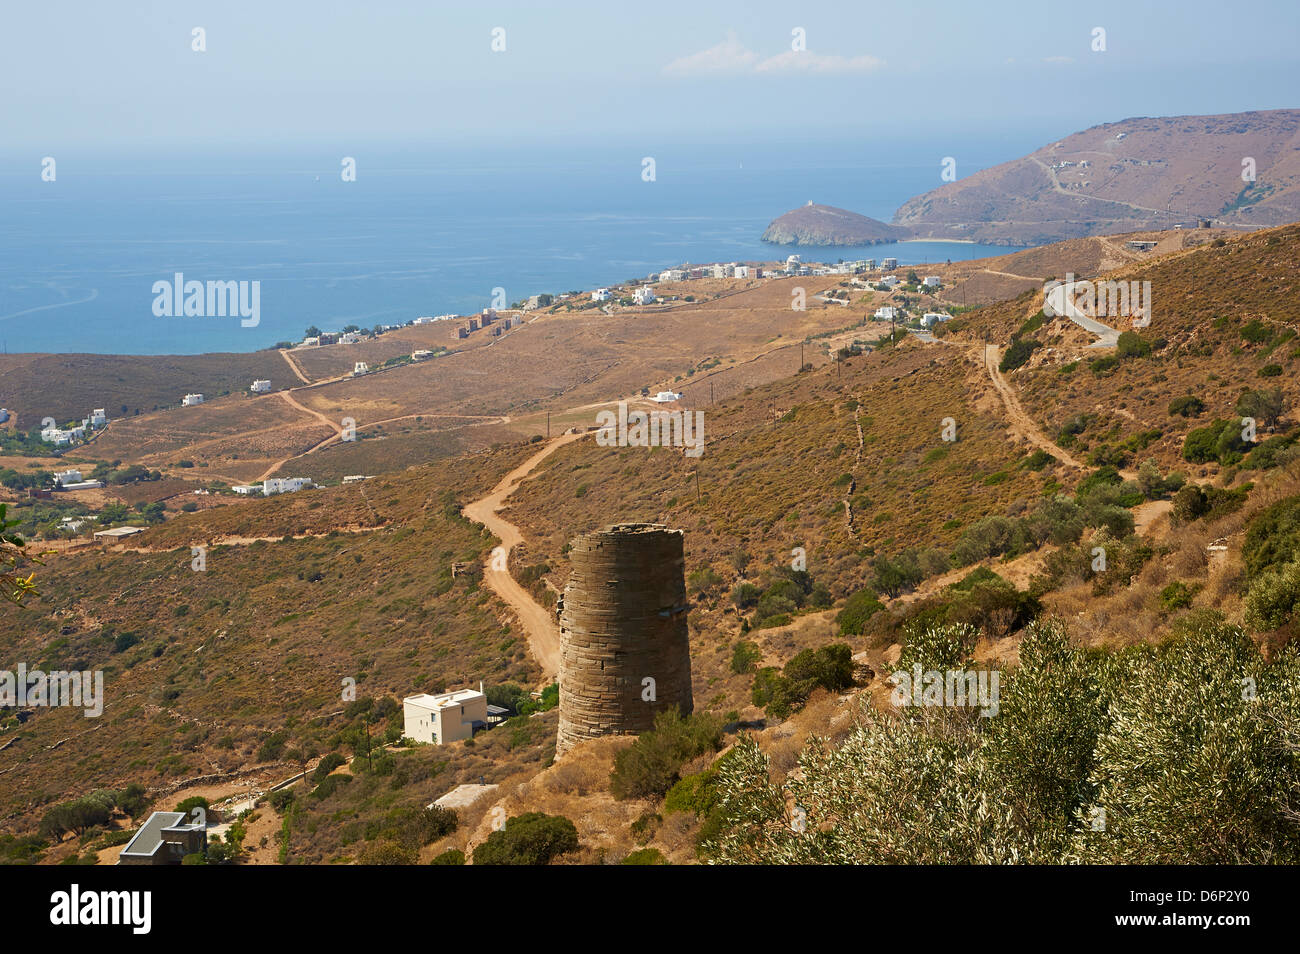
[765,109,1300,247]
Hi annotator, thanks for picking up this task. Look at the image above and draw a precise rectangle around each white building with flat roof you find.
[88,409,107,427]
[182,393,204,406]
[591,288,611,302]
[923,276,941,287]
[263,477,313,496]
[633,287,656,305]
[251,379,271,393]
[921,312,952,327]
[53,469,83,486]
[352,362,369,376]
[651,391,682,403]
[403,688,489,745]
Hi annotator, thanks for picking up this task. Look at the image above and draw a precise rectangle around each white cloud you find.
[664,35,884,77]
[663,32,759,76]
[755,51,886,74]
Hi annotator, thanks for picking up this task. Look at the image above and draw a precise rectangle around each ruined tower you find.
[556,523,693,754]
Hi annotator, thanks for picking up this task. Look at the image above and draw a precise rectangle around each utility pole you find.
[695,469,701,503]
[710,381,714,405]
[547,411,550,439]
[800,341,805,372]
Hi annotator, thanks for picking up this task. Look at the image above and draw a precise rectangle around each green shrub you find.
[609,709,725,800]
[622,847,666,865]
[730,640,762,675]
[837,589,885,635]
[1116,331,1151,358]
[1168,396,1205,417]
[1000,338,1039,373]
[472,812,579,866]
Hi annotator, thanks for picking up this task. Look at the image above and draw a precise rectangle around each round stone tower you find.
[556,523,693,754]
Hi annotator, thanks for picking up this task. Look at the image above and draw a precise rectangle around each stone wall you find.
[556,524,693,754]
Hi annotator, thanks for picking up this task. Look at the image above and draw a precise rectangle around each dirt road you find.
[462,431,588,677]
[983,344,1087,470]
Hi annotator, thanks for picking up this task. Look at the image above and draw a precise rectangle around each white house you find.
[874,306,897,321]
[734,265,751,279]
[882,258,899,270]
[231,484,260,495]
[251,379,271,394]
[53,469,83,486]
[785,254,802,273]
[591,288,611,302]
[263,477,313,496]
[880,276,900,289]
[411,350,433,361]
[403,688,490,745]
[352,362,369,376]
[923,276,941,288]
[182,393,204,406]
[88,409,107,427]
[40,425,85,446]
[658,269,686,283]
[651,391,682,403]
[301,336,320,347]
[633,287,656,305]
[921,312,952,327]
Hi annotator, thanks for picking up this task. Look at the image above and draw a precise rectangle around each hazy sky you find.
[2,0,1297,154]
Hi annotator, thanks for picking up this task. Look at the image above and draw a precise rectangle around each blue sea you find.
[0,139,1033,355]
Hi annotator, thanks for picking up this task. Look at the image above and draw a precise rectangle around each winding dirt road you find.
[983,344,1086,470]
[462,431,588,677]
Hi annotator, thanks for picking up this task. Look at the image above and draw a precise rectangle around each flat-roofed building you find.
[117,811,206,865]
[403,688,490,745]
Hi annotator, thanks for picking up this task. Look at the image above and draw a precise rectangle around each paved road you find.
[1045,282,1120,348]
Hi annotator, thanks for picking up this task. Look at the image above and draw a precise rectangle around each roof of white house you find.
[93,526,147,538]
[405,689,484,711]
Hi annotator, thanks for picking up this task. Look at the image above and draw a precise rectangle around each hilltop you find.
[763,110,1300,248]
[897,109,1300,245]
[761,203,910,247]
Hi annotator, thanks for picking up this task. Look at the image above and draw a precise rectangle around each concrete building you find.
[874,306,897,321]
[651,391,682,403]
[880,275,900,289]
[93,526,146,540]
[923,276,941,287]
[633,287,656,305]
[592,288,611,302]
[556,524,693,754]
[352,362,369,376]
[88,409,107,427]
[882,257,898,270]
[231,484,260,495]
[411,350,433,360]
[263,477,313,496]
[40,425,85,445]
[117,811,206,865]
[403,688,490,745]
[182,393,204,406]
[921,312,952,327]
[53,469,83,486]
[734,265,750,279]
[251,379,271,393]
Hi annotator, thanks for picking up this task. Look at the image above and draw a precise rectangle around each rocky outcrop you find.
[762,203,911,247]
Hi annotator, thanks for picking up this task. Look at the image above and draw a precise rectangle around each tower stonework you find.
[556,523,693,754]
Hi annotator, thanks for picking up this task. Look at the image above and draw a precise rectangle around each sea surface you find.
[0,139,1033,355]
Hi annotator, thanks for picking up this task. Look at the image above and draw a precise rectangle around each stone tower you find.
[556,523,693,754]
